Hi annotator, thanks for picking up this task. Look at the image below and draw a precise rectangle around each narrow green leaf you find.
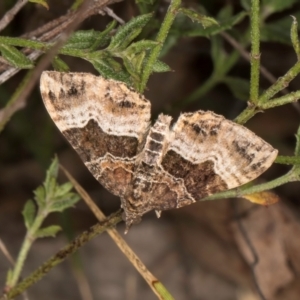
[260,12,300,44]
[54,182,73,197]
[152,60,171,73]
[108,13,153,51]
[122,55,141,78]
[90,21,117,51]
[35,225,62,238]
[210,36,239,76]
[33,186,46,208]
[261,22,291,44]
[0,44,34,69]
[217,5,233,21]
[240,0,251,11]
[48,194,80,213]
[184,11,248,37]
[29,0,49,9]
[52,56,70,72]
[179,8,219,28]
[22,200,36,230]
[290,16,300,60]
[90,57,130,83]
[44,157,59,193]
[64,30,103,50]
[125,40,158,56]
[262,0,298,14]
[210,36,227,75]
[44,177,57,201]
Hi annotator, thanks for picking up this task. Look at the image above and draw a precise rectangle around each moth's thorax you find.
[125,115,172,211]
[138,114,172,166]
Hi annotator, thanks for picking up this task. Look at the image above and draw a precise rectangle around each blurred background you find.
[1,0,300,299]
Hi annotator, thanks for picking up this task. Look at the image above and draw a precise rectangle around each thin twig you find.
[61,165,174,300]
[0,239,29,300]
[0,0,29,32]
[0,238,15,266]
[1,212,122,300]
[72,268,94,300]
[103,7,125,24]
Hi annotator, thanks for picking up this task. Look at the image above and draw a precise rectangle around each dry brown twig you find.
[0,0,29,32]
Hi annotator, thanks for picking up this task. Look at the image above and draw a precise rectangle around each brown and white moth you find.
[40,71,278,231]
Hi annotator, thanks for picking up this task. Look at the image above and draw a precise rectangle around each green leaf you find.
[152,60,171,73]
[262,0,298,14]
[178,8,219,28]
[117,40,158,79]
[44,177,57,202]
[52,56,69,72]
[54,182,73,197]
[35,225,62,238]
[261,22,291,44]
[90,21,117,50]
[217,5,233,21]
[33,186,46,208]
[22,200,36,230]
[44,156,59,196]
[210,36,228,75]
[260,12,300,44]
[48,194,80,213]
[125,40,158,56]
[64,30,104,50]
[122,53,145,79]
[210,36,239,76]
[108,13,153,51]
[90,56,130,83]
[0,44,34,69]
[222,76,250,101]
[29,0,49,9]
[184,11,248,37]
[45,156,59,182]
[240,0,251,10]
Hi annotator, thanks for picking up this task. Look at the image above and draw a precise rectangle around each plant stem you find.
[0,70,32,132]
[249,0,261,105]
[276,155,300,165]
[259,61,300,103]
[260,90,300,109]
[138,0,181,93]
[7,208,47,288]
[234,105,256,124]
[2,211,122,300]
[203,171,295,202]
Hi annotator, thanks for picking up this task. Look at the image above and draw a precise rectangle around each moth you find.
[40,71,278,231]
